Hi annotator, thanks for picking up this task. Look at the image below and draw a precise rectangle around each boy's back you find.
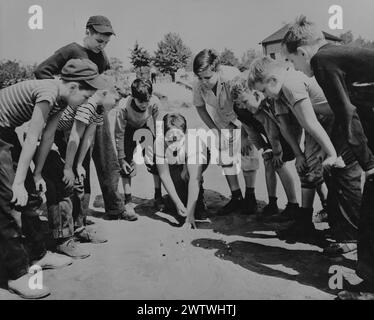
[35,42,110,79]
[0,79,64,128]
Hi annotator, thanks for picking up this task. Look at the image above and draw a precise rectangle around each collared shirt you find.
[193,65,242,129]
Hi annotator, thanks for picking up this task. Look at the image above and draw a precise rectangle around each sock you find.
[125,193,132,204]
[231,189,243,200]
[154,188,162,199]
[245,187,255,198]
[269,196,277,205]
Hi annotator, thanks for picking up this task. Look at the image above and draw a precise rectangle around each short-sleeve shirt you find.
[57,102,104,132]
[154,131,209,166]
[274,70,328,117]
[0,79,65,128]
[193,65,242,129]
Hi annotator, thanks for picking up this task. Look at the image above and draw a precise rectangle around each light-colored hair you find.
[282,15,325,54]
[247,56,283,89]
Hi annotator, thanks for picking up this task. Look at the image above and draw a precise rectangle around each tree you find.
[220,48,239,67]
[339,30,374,49]
[153,33,192,82]
[0,60,36,89]
[130,41,152,69]
[238,49,261,72]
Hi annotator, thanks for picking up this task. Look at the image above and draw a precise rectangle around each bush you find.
[0,60,36,89]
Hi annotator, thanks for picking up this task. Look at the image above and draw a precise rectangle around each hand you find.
[151,104,159,117]
[33,174,47,194]
[241,137,252,156]
[272,152,283,169]
[176,202,187,217]
[120,160,133,175]
[63,167,75,188]
[295,154,307,175]
[11,183,28,207]
[322,155,337,171]
[184,214,197,229]
[76,164,86,184]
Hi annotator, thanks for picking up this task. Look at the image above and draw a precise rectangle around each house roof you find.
[260,24,342,45]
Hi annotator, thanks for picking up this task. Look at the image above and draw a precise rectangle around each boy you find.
[247,57,359,244]
[0,59,107,298]
[155,113,210,228]
[282,16,374,295]
[34,16,132,220]
[233,87,300,219]
[114,79,163,217]
[33,80,118,258]
[193,49,259,216]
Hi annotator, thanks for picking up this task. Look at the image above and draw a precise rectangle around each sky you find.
[1,0,374,68]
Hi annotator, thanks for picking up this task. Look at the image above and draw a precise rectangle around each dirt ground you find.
[0,83,358,300]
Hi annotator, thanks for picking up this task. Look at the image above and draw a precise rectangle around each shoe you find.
[277,218,317,240]
[242,193,258,215]
[217,197,243,216]
[314,208,328,223]
[56,238,90,259]
[267,203,299,223]
[74,227,108,244]
[262,202,279,217]
[32,251,73,270]
[8,273,50,299]
[154,197,166,212]
[121,203,138,221]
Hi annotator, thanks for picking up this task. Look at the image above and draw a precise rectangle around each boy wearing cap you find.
[0,59,105,299]
[34,16,134,221]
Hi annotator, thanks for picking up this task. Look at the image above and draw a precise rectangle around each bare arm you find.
[12,101,52,206]
[185,163,203,227]
[33,111,62,177]
[157,163,186,215]
[77,122,97,166]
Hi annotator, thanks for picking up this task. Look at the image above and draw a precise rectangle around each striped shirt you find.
[57,101,103,132]
[0,79,65,128]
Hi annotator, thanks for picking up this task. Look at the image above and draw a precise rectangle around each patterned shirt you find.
[0,79,65,128]
[57,101,104,132]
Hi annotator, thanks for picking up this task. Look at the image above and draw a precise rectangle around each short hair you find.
[193,49,220,76]
[282,15,325,54]
[131,79,152,102]
[247,56,282,89]
[163,113,187,134]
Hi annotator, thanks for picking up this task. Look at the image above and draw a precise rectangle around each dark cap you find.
[86,15,115,35]
[61,59,111,90]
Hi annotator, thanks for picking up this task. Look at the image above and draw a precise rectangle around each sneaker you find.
[217,197,243,216]
[262,202,279,217]
[314,208,328,223]
[32,251,73,270]
[154,197,166,212]
[8,273,50,299]
[74,228,108,244]
[56,238,90,259]
[242,193,258,215]
[121,203,138,221]
[268,203,299,223]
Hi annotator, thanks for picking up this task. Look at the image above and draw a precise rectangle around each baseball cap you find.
[86,15,115,35]
[61,59,111,90]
